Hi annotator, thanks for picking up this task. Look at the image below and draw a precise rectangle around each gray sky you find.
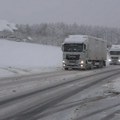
[0,0,120,27]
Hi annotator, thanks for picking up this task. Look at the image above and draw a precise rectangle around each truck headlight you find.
[62,61,65,63]
[81,65,83,67]
[108,59,111,62]
[80,60,84,64]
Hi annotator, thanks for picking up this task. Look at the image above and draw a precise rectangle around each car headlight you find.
[80,60,84,64]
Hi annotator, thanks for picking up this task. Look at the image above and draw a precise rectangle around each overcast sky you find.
[0,0,120,28]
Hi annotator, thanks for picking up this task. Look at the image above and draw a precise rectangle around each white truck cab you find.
[62,35,107,70]
[109,45,120,65]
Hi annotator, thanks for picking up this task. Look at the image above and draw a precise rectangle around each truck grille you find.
[69,60,77,63]
[111,57,118,60]
[66,54,80,60]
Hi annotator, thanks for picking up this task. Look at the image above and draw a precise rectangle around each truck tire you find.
[100,61,104,68]
[90,64,94,69]
[103,60,106,66]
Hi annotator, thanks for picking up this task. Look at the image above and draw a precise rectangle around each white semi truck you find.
[62,35,107,70]
[109,45,120,65]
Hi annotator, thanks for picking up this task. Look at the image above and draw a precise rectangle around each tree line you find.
[1,23,120,47]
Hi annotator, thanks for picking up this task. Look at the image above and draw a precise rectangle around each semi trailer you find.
[62,35,107,70]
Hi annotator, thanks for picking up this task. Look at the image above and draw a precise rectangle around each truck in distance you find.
[109,45,120,65]
[62,35,107,70]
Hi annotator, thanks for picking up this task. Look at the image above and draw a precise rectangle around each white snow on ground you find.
[103,78,120,94]
[0,68,15,77]
[0,39,62,77]
[111,78,120,92]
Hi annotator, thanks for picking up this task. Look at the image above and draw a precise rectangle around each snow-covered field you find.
[0,39,62,77]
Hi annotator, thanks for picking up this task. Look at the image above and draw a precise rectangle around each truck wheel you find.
[100,61,104,68]
[90,64,94,69]
[84,65,89,70]
[98,61,104,68]
[103,61,106,66]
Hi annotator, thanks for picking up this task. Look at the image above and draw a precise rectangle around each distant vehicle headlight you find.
[118,59,120,62]
[108,59,111,62]
[80,60,84,64]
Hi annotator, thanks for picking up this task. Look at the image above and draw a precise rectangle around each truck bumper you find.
[63,64,85,69]
[109,60,120,65]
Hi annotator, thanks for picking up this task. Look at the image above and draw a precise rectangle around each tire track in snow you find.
[3,70,120,120]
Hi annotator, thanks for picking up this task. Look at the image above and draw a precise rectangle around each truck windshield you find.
[63,44,83,52]
[110,51,120,55]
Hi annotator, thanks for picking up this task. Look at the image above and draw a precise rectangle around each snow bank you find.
[0,39,62,77]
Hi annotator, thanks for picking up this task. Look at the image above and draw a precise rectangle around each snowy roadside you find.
[0,69,93,101]
[0,66,62,78]
[104,77,120,94]
[0,67,63,101]
[0,39,64,100]
[0,39,62,78]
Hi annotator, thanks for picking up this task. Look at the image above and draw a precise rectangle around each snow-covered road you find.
[0,66,120,120]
